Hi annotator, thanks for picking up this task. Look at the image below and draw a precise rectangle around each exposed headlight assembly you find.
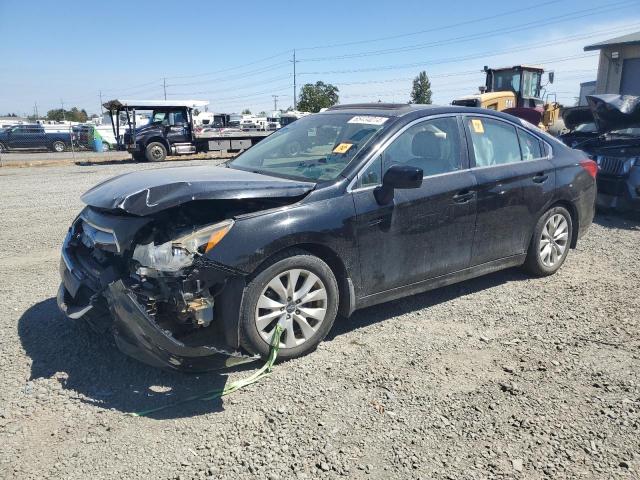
[132,220,234,272]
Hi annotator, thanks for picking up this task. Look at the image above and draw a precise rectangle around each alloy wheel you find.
[539,213,569,268]
[255,268,328,349]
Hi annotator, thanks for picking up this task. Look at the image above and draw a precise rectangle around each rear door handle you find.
[532,173,549,183]
[452,190,475,203]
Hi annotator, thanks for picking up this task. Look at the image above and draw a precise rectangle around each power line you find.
[296,0,565,51]
[297,19,639,76]
[298,1,637,62]
[163,49,292,80]
[166,61,289,88]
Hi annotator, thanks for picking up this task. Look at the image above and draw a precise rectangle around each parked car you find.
[559,94,640,211]
[0,124,74,152]
[57,104,596,371]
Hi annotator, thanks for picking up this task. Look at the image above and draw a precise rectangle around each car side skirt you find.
[355,254,526,311]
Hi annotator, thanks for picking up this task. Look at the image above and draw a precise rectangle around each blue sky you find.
[1,0,639,115]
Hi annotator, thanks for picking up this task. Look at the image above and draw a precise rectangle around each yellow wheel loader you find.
[452,65,562,132]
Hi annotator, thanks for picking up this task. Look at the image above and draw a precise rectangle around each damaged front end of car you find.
[57,166,315,371]
[57,207,257,371]
[560,94,640,211]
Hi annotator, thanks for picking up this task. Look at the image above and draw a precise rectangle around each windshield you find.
[492,69,520,92]
[229,113,391,181]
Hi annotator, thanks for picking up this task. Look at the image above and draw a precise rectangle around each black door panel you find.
[470,161,555,264]
[353,170,477,295]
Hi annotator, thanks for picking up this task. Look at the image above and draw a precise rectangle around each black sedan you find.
[57,104,597,370]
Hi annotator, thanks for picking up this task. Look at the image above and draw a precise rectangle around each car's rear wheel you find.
[240,250,339,359]
[145,142,167,162]
[52,141,66,152]
[524,206,573,276]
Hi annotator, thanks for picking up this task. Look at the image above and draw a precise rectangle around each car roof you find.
[325,103,435,116]
[323,103,527,123]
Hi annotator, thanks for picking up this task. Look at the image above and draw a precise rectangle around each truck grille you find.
[596,156,626,176]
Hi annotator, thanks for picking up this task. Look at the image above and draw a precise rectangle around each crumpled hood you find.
[561,106,595,131]
[586,94,640,133]
[81,165,315,216]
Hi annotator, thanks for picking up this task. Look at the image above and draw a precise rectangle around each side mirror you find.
[374,164,423,205]
[548,71,554,84]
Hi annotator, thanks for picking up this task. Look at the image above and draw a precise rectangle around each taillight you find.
[580,159,597,178]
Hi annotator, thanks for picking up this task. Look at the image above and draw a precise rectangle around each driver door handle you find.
[452,190,475,203]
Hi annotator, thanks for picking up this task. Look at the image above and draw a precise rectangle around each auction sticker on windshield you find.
[333,143,353,154]
[348,116,389,126]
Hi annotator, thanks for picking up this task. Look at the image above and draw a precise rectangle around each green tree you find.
[46,107,88,122]
[410,71,432,104]
[241,109,252,115]
[297,81,339,112]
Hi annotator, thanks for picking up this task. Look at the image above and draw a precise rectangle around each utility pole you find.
[272,95,279,111]
[99,90,104,114]
[33,102,39,121]
[291,50,299,110]
[163,78,167,100]
[61,99,65,122]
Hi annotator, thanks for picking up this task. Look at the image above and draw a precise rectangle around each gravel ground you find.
[0,161,638,479]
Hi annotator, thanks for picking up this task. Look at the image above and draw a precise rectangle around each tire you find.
[131,151,146,162]
[0,142,6,153]
[101,142,110,152]
[51,141,66,153]
[523,206,573,277]
[145,142,167,162]
[240,249,339,360]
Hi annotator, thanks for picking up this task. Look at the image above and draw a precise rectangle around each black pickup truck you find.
[0,124,75,152]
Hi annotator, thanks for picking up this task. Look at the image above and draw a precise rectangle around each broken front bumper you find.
[57,227,257,372]
[104,281,257,371]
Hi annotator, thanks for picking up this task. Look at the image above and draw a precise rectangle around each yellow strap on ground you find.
[131,324,284,417]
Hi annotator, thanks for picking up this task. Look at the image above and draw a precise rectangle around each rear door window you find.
[517,128,543,160]
[466,117,521,167]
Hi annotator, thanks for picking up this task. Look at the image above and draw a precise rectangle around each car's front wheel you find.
[240,250,339,359]
[524,206,573,276]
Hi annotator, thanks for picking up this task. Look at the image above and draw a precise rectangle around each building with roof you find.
[584,31,640,95]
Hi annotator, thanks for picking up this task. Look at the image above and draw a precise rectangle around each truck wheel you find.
[52,141,66,152]
[145,142,167,162]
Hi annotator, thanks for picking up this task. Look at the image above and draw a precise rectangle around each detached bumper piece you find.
[105,281,257,372]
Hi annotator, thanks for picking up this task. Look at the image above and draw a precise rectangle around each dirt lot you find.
[0,160,638,479]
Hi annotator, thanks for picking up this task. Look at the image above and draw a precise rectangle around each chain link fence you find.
[0,122,131,166]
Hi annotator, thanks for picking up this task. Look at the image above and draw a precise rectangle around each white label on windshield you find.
[348,116,389,126]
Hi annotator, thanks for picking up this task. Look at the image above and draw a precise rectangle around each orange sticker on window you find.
[471,119,484,133]
[333,143,353,154]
